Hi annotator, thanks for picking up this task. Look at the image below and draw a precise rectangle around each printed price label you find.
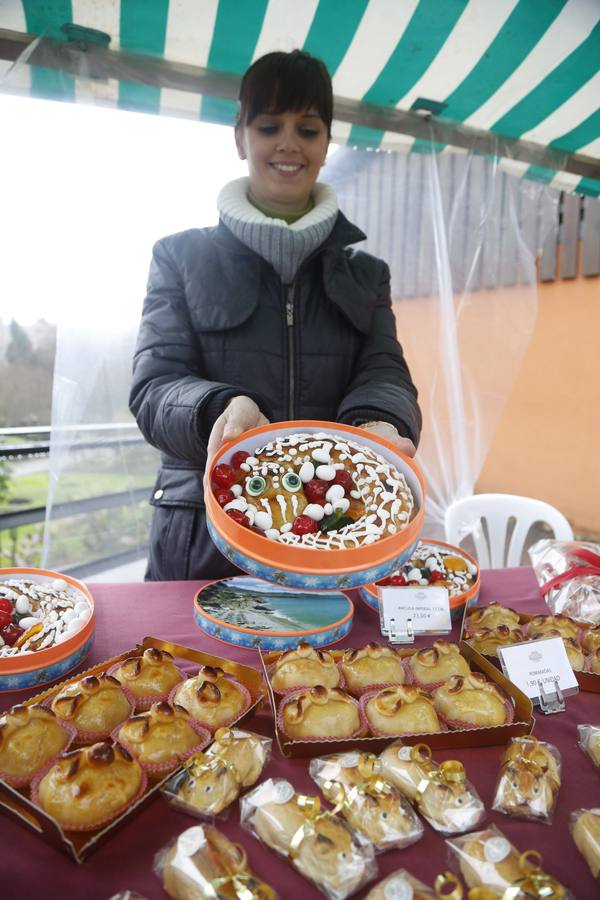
[498,636,578,703]
[378,585,451,638]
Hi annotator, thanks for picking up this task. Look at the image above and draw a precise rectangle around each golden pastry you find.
[590,648,600,675]
[115,701,207,771]
[310,752,423,850]
[270,642,340,692]
[0,704,74,785]
[527,614,579,641]
[173,666,248,730]
[35,742,144,831]
[449,829,522,891]
[529,630,585,671]
[50,673,132,738]
[112,647,184,708]
[340,643,405,693]
[407,642,470,686]
[571,809,600,879]
[364,685,441,736]
[281,686,360,739]
[581,626,600,655]
[467,625,525,657]
[433,674,508,727]
[365,870,436,899]
[494,738,561,822]
[466,602,521,633]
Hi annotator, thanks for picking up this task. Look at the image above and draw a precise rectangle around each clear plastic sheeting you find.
[325,131,558,539]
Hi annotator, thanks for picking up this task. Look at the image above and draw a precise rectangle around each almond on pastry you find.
[407,642,470,685]
[271,642,340,692]
[433,674,508,727]
[527,614,579,641]
[172,666,247,729]
[0,704,73,783]
[466,602,521,633]
[581,626,600,655]
[467,625,525,657]
[341,643,405,692]
[282,686,360,739]
[365,685,441,736]
[50,673,132,737]
[115,701,205,768]
[112,647,184,703]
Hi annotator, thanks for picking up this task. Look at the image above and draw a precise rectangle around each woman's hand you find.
[206,396,269,465]
[357,420,416,458]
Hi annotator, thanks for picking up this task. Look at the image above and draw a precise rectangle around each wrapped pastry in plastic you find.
[378,741,485,834]
[529,539,600,626]
[570,808,600,880]
[154,823,276,899]
[309,751,424,851]
[162,727,272,818]
[240,778,377,900]
[447,826,573,898]
[492,736,561,823]
[365,869,437,899]
[578,723,600,768]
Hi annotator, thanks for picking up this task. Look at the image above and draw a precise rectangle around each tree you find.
[5,319,35,366]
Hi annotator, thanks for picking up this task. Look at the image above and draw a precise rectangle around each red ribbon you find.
[540,547,600,596]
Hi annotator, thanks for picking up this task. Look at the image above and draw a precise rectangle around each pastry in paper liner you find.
[588,647,600,674]
[111,702,211,775]
[309,751,424,851]
[278,686,366,742]
[240,777,376,900]
[339,643,407,695]
[526,614,580,642]
[365,869,437,899]
[570,808,600,881]
[577,724,600,768]
[30,741,147,832]
[465,625,525,659]
[492,736,561,824]
[432,674,513,729]
[404,642,471,691]
[109,648,186,712]
[465,602,521,633]
[269,643,343,694]
[170,666,252,733]
[528,630,586,671]
[0,703,77,788]
[49,673,134,742]
[581,626,600,654]
[361,685,443,737]
[155,823,277,900]
[163,728,272,819]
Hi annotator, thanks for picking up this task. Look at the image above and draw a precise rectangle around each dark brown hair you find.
[237,50,333,136]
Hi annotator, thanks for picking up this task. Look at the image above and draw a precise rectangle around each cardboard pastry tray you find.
[0,636,265,863]
[460,602,600,694]
[260,642,533,758]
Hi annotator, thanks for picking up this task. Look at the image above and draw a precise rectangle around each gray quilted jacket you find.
[130,212,421,580]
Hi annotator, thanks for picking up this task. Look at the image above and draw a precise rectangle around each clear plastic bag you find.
[578,724,600,769]
[446,826,573,898]
[492,736,561,824]
[309,751,424,851]
[364,868,437,899]
[378,741,485,834]
[153,823,276,899]
[240,777,377,900]
[570,808,600,881]
[529,540,600,625]
[107,893,150,900]
[161,727,272,818]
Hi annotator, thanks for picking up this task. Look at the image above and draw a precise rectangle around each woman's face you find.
[235,108,329,212]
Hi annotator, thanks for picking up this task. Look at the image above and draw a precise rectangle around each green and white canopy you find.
[1,0,599,195]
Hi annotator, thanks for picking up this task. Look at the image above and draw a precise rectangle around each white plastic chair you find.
[444,493,574,569]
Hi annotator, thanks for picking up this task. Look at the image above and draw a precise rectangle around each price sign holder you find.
[378,585,452,644]
[498,636,578,715]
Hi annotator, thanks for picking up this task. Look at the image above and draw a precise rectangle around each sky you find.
[0,92,247,328]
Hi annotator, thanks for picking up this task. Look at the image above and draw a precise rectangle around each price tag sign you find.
[498,636,579,706]
[378,586,451,642]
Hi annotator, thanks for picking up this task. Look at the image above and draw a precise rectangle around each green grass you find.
[1,471,153,512]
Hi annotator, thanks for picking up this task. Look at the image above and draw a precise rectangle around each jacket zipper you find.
[286,282,295,419]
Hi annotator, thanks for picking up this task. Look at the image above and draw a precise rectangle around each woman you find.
[130,50,421,581]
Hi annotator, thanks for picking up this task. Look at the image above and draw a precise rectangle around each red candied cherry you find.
[0,623,23,647]
[333,469,355,494]
[0,609,13,628]
[231,450,250,469]
[212,464,236,489]
[304,479,330,505]
[429,570,446,584]
[387,573,408,586]
[226,508,250,528]
[215,488,235,507]
[291,515,318,536]
[0,598,12,615]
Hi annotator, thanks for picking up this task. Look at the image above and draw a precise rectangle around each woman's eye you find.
[247,476,266,497]
[282,472,302,492]
[258,124,277,134]
[300,127,319,137]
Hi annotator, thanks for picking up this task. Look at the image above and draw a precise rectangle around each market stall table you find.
[2,568,599,900]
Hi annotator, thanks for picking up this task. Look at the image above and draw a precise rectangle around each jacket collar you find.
[213,210,366,254]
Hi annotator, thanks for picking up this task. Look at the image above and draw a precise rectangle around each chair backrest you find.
[444,493,574,568]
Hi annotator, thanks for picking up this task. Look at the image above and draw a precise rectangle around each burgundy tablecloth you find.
[2,568,599,900]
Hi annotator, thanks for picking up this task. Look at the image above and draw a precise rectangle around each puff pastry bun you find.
[582,626,600,654]
[112,647,183,704]
[0,704,73,782]
[466,602,521,632]
[365,685,441,735]
[172,666,247,730]
[50,673,132,737]
[527,614,579,641]
[270,642,340,692]
[529,630,585,671]
[115,701,204,768]
[407,642,470,685]
[433,674,508,727]
[36,742,143,830]
[572,809,600,879]
[282,686,360,739]
[467,625,524,657]
[591,649,600,675]
[340,643,405,692]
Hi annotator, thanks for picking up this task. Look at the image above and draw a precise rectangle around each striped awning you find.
[1,0,599,196]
